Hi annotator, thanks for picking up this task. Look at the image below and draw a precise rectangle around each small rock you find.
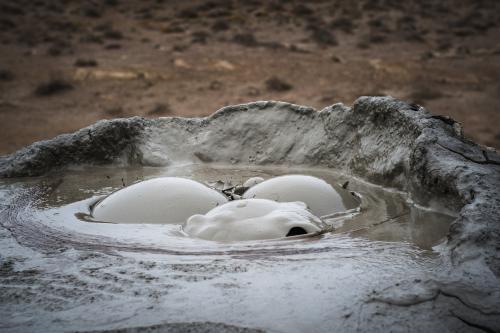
[234,186,249,196]
[174,59,190,68]
[214,60,235,71]
[0,69,14,81]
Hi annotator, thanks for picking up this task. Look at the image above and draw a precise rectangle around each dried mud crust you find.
[0,97,499,332]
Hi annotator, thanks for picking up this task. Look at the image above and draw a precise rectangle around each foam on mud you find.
[184,199,324,241]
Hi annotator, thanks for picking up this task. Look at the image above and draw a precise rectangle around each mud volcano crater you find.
[0,97,499,332]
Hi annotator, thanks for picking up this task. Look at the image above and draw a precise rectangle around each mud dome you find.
[92,177,227,224]
[0,97,499,332]
[242,175,353,217]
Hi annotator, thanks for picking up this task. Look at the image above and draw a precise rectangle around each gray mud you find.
[0,97,499,332]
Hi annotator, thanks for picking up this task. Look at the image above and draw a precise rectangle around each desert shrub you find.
[196,1,218,12]
[148,103,172,115]
[268,2,284,11]
[103,29,124,40]
[232,33,258,47]
[362,0,383,11]
[47,40,73,57]
[35,79,74,96]
[209,80,223,90]
[409,85,443,104]
[177,8,198,19]
[191,31,209,44]
[104,0,119,6]
[80,5,101,18]
[80,34,104,44]
[104,43,122,50]
[47,20,80,33]
[207,9,231,17]
[436,38,452,51]
[356,39,370,49]
[404,32,425,42]
[265,77,293,92]
[369,33,386,43]
[0,3,24,15]
[212,20,229,32]
[292,4,314,16]
[94,22,113,32]
[0,18,16,30]
[172,44,189,52]
[74,59,98,67]
[0,69,14,81]
[106,107,124,116]
[330,17,354,33]
[397,16,417,32]
[309,26,338,46]
[162,24,185,34]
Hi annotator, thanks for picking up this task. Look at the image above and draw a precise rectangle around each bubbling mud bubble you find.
[184,199,325,242]
[92,177,228,224]
[242,175,358,217]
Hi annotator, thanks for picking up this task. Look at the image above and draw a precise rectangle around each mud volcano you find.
[0,97,499,332]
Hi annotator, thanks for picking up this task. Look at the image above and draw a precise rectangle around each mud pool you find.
[1,98,499,332]
[0,164,454,332]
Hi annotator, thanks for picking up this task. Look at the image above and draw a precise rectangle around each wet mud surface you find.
[0,169,454,333]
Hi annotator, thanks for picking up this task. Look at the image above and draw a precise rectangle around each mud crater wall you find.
[1,97,499,273]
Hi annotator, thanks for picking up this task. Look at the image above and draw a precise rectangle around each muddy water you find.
[0,164,456,333]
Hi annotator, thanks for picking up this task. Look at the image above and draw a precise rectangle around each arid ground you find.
[1,0,499,154]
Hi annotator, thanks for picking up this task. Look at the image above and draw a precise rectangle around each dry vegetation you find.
[1,0,500,153]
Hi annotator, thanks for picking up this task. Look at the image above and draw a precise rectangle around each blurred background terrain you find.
[0,0,499,154]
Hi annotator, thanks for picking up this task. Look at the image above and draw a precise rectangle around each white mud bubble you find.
[243,175,356,217]
[92,177,228,224]
[184,199,325,241]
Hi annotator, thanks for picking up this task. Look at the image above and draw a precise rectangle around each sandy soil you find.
[1,0,499,154]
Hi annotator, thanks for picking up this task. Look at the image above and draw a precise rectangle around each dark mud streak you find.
[482,150,500,166]
[437,142,499,165]
[72,321,265,333]
[369,288,500,325]
[371,294,500,332]
[368,293,439,307]
[439,289,500,316]
[450,312,497,333]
